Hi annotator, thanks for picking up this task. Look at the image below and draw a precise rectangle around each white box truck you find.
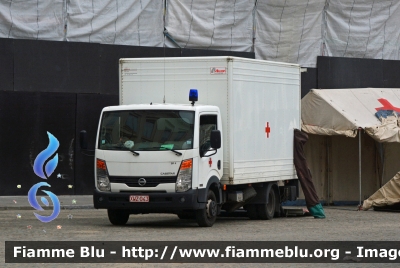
[81,56,301,227]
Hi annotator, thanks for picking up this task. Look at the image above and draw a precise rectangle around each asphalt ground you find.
[0,196,399,268]
[0,195,94,210]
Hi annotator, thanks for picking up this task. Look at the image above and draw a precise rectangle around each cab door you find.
[198,114,222,188]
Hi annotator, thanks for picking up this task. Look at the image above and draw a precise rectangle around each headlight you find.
[176,159,192,192]
[96,158,111,191]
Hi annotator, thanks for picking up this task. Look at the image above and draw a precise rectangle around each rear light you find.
[96,158,110,191]
[176,159,192,192]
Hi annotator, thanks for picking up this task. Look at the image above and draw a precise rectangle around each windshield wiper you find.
[128,149,140,156]
[108,145,140,156]
[161,147,182,156]
[141,146,182,156]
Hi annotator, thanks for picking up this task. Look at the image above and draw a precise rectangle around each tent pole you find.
[358,128,362,208]
[382,156,385,187]
[327,137,330,206]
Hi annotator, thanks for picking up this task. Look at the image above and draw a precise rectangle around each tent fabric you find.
[301,88,400,143]
[1,1,400,66]
[0,0,66,41]
[66,0,163,46]
[362,171,400,210]
[324,0,400,60]
[165,0,255,51]
[365,115,400,143]
[254,0,325,68]
[301,122,357,138]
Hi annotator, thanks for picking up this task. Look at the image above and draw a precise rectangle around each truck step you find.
[282,206,311,217]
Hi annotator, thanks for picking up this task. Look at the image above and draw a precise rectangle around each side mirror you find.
[210,130,221,149]
[80,130,88,150]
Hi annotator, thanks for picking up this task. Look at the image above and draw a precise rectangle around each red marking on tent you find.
[208,158,212,167]
[265,122,271,138]
[375,98,400,113]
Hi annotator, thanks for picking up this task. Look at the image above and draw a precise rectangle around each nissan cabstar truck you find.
[81,56,301,227]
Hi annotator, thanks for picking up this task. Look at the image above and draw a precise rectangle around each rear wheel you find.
[246,204,259,220]
[195,190,218,227]
[107,209,130,225]
[257,188,276,220]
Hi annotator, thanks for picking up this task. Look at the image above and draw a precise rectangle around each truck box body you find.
[119,56,300,185]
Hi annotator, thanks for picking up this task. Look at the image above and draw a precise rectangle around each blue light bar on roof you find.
[189,89,198,103]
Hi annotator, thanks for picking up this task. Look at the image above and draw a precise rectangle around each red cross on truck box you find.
[265,122,271,138]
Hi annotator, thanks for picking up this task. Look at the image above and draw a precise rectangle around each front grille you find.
[109,176,176,187]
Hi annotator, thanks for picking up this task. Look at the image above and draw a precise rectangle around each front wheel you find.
[107,209,130,225]
[177,211,195,220]
[195,190,218,227]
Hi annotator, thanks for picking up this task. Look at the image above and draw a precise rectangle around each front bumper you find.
[93,188,206,213]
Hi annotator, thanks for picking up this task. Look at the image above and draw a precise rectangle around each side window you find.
[199,115,217,157]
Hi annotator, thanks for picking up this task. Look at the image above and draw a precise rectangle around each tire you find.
[275,204,284,218]
[257,188,276,220]
[177,211,195,220]
[245,204,259,220]
[195,190,218,227]
[107,209,130,225]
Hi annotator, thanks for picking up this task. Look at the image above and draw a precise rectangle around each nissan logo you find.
[138,178,146,186]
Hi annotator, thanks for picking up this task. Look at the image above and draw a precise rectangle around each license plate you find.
[129,195,149,202]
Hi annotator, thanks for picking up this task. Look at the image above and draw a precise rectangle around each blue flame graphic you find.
[33,132,59,179]
[30,131,61,222]
[28,182,60,223]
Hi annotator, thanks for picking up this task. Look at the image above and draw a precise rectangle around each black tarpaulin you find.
[293,129,320,208]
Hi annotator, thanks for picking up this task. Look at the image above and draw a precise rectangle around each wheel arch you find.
[197,176,222,204]
[247,181,279,205]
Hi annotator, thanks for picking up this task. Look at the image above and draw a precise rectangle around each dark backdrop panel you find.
[0,92,76,195]
[301,68,317,98]
[317,56,383,89]
[38,93,77,195]
[99,44,181,95]
[0,91,38,195]
[383,60,400,88]
[14,39,100,93]
[74,93,119,194]
[0,38,14,91]
[11,38,255,95]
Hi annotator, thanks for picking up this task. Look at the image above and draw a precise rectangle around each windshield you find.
[98,110,194,151]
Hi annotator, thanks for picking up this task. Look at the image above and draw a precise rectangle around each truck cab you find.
[91,99,224,227]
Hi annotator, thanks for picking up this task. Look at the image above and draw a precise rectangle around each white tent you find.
[362,172,400,210]
[302,88,400,142]
[302,88,400,205]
